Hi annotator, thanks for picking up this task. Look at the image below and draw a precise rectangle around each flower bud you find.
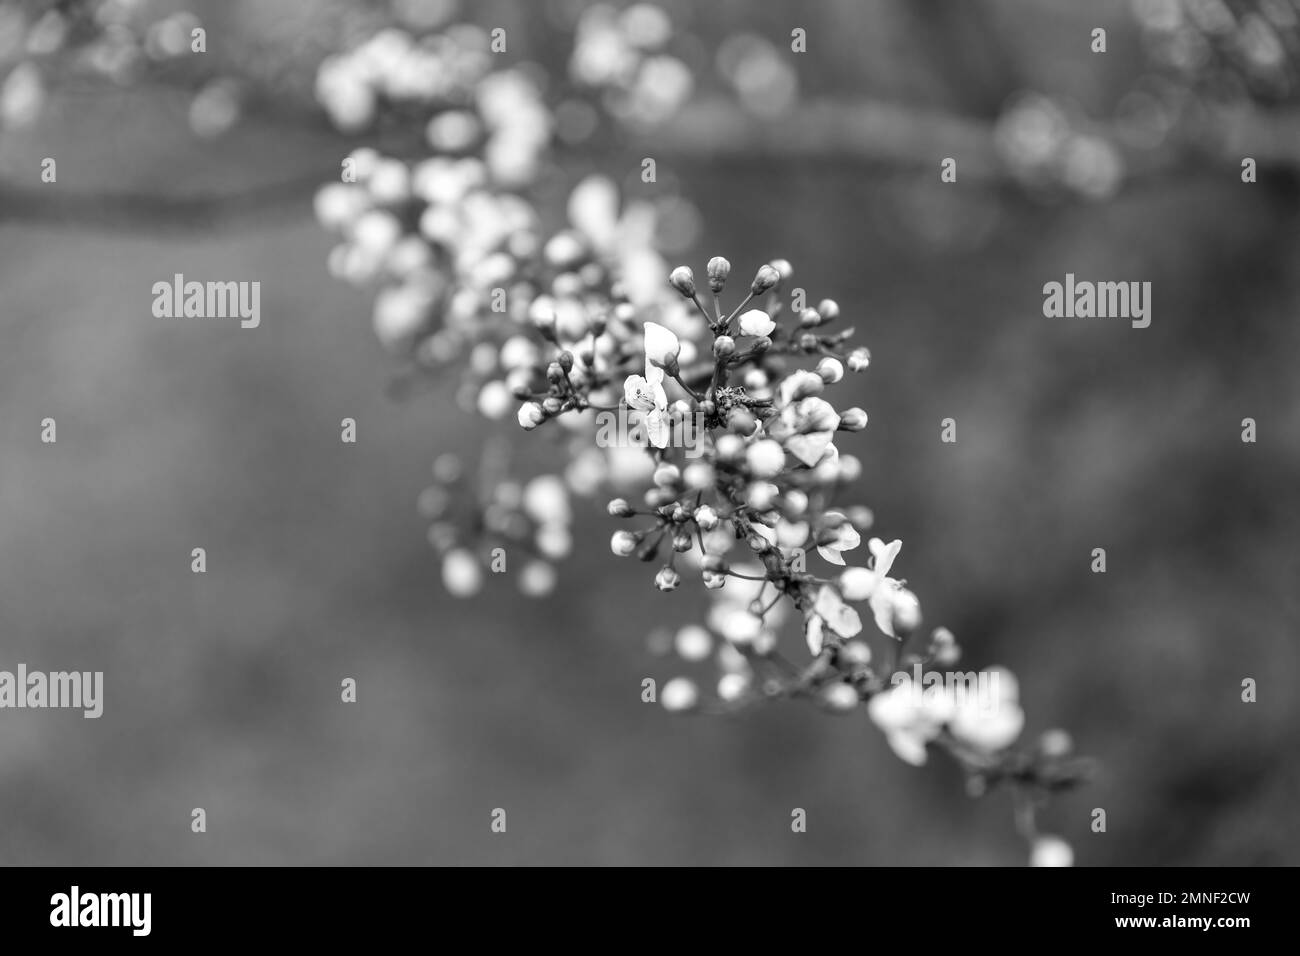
[816,357,844,384]
[668,265,696,298]
[847,347,871,372]
[746,481,778,512]
[654,566,682,591]
[798,332,819,352]
[821,682,859,714]
[706,256,731,294]
[653,463,681,488]
[751,264,781,296]
[541,396,563,415]
[660,676,699,712]
[713,335,736,359]
[694,504,719,530]
[672,532,693,552]
[799,308,822,328]
[738,309,775,337]
[607,497,634,517]
[728,408,756,435]
[673,625,713,662]
[441,549,483,598]
[518,560,558,597]
[703,570,727,589]
[769,259,793,282]
[517,401,545,430]
[717,672,749,701]
[817,298,840,321]
[546,362,564,383]
[683,463,715,491]
[610,530,640,556]
[1039,729,1074,758]
[840,640,872,667]
[746,439,785,479]
[891,588,922,637]
[839,407,868,431]
[557,350,574,372]
[1029,835,1074,868]
[839,567,875,601]
[715,433,745,462]
[751,335,772,354]
[781,489,809,517]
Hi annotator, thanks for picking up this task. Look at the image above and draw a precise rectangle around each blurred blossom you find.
[25,10,69,56]
[570,4,692,126]
[144,12,200,59]
[1,62,43,127]
[1060,134,1125,200]
[716,33,799,118]
[620,3,672,49]
[188,79,241,138]
[441,548,484,597]
[1030,835,1075,868]
[997,93,1124,199]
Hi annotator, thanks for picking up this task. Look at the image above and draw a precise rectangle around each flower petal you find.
[567,175,620,248]
[885,730,929,767]
[646,409,671,449]
[737,309,775,337]
[870,587,896,638]
[643,321,680,368]
[624,375,655,411]
[836,524,862,554]
[813,585,862,639]
[785,431,834,468]
[777,369,822,408]
[817,544,846,566]
[805,616,825,656]
[869,538,902,579]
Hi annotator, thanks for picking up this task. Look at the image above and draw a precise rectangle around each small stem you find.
[689,293,715,328]
[725,570,768,581]
[724,291,755,326]
[668,369,703,401]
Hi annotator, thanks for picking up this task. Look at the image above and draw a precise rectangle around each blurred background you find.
[0,0,1297,865]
